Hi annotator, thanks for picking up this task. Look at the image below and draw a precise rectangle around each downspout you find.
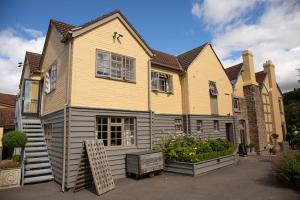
[62,39,73,192]
[148,60,152,150]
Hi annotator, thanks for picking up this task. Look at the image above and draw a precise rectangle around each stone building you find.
[225,50,286,153]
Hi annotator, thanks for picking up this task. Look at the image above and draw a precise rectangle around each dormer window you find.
[151,71,173,93]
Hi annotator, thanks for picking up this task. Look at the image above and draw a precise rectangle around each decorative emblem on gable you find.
[113,32,123,43]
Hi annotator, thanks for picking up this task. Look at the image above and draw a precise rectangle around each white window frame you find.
[96,50,136,82]
[196,120,203,133]
[96,116,136,148]
[45,64,57,94]
[151,71,173,93]
[213,120,219,131]
[174,118,183,132]
[44,124,52,150]
[233,98,241,112]
[209,81,218,96]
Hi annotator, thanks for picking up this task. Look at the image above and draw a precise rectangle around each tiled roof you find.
[225,63,243,81]
[26,51,42,73]
[0,107,15,127]
[151,50,182,71]
[255,71,267,84]
[151,43,208,71]
[50,19,76,36]
[177,43,208,70]
[0,92,16,107]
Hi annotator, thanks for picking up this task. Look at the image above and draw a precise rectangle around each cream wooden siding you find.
[185,45,233,115]
[233,75,244,98]
[150,65,183,114]
[40,27,69,116]
[261,85,272,143]
[19,62,31,99]
[70,18,150,111]
[262,76,284,141]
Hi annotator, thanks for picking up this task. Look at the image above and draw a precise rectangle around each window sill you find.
[152,90,173,95]
[95,75,136,84]
[45,88,55,95]
[104,145,137,151]
[234,109,241,113]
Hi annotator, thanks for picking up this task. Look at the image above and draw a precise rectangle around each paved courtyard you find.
[1,156,299,200]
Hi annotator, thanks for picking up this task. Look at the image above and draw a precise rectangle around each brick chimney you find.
[263,60,276,89]
[242,50,257,86]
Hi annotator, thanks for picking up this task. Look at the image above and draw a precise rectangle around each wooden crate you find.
[126,151,163,178]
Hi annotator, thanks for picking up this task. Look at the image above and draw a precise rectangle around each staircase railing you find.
[15,97,23,131]
[16,97,25,186]
[21,149,26,186]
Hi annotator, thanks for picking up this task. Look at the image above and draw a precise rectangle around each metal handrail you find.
[15,97,23,131]
[16,97,25,186]
[21,149,26,186]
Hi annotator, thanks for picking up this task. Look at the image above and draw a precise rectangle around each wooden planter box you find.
[0,168,21,189]
[164,153,238,176]
[126,151,164,178]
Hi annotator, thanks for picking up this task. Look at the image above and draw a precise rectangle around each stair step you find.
[26,157,50,163]
[24,175,53,184]
[23,129,42,133]
[26,133,44,137]
[26,142,46,147]
[27,137,44,142]
[23,124,42,128]
[26,146,47,152]
[24,168,52,176]
[25,163,51,170]
[26,152,48,157]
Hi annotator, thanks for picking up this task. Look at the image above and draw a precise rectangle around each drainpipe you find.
[148,60,153,150]
[62,105,67,192]
[62,40,73,192]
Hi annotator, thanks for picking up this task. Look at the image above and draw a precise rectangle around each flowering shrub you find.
[154,135,235,163]
[272,151,300,185]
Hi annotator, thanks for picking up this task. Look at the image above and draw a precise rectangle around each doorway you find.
[22,79,40,116]
[225,123,234,143]
[239,120,246,145]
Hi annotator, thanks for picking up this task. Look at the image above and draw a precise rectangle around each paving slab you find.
[0,156,299,200]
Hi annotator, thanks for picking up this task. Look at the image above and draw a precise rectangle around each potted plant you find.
[0,131,27,189]
[249,143,255,153]
[271,133,280,154]
[245,144,251,154]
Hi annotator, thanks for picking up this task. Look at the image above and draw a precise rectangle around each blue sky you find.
[0,0,300,94]
[0,0,211,55]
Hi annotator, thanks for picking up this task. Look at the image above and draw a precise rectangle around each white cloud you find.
[191,2,201,19]
[0,27,45,94]
[192,0,258,29]
[192,0,300,92]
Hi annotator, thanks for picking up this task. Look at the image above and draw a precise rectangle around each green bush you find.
[291,134,300,149]
[12,155,21,163]
[2,131,27,148]
[272,151,300,184]
[155,136,235,163]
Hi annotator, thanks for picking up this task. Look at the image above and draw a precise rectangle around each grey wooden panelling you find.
[41,109,66,185]
[67,107,151,188]
[153,114,235,144]
[152,114,183,145]
[189,115,235,139]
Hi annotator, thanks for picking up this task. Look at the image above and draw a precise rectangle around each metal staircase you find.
[22,118,54,184]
